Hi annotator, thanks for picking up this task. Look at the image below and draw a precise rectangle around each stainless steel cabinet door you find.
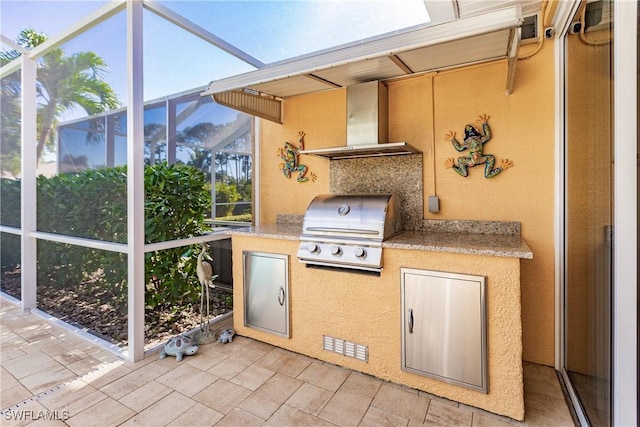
[401,268,487,392]
[243,251,290,338]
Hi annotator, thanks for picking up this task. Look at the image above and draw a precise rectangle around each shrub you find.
[36,167,128,290]
[0,178,22,269]
[215,181,241,217]
[0,178,21,228]
[144,163,211,309]
[2,163,212,312]
[216,213,252,223]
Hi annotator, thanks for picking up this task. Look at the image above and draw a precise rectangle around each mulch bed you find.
[0,268,232,348]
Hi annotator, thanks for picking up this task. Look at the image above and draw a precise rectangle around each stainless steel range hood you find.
[299,81,421,160]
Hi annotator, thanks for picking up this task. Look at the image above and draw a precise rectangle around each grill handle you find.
[305,227,379,235]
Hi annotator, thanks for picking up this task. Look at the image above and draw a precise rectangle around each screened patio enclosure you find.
[56,90,253,219]
[0,1,263,361]
[0,0,443,361]
[2,2,637,425]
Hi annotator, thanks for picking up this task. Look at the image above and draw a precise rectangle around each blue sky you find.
[1,0,429,115]
[0,1,108,41]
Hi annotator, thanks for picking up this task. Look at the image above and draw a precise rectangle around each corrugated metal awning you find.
[213,90,282,124]
[202,6,523,122]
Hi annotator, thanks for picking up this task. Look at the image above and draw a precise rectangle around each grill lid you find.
[298,193,402,273]
[301,193,402,242]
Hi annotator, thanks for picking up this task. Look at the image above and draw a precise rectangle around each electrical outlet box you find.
[428,196,440,213]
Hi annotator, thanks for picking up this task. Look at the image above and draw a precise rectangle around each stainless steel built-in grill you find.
[297,194,402,272]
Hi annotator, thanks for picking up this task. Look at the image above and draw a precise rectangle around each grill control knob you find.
[330,246,342,256]
[354,247,367,258]
[307,244,319,254]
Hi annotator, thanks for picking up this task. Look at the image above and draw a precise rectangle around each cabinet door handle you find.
[278,287,285,306]
[408,308,414,334]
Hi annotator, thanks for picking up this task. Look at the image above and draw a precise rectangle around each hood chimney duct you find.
[299,80,421,160]
[347,81,388,147]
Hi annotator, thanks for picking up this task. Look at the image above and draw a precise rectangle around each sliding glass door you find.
[562,2,614,425]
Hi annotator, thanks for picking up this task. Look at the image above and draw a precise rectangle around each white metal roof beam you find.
[505,27,521,95]
[206,117,251,152]
[201,6,523,97]
[423,0,459,23]
[388,55,414,74]
[0,0,126,77]
[1,34,29,54]
[304,74,342,89]
[143,0,265,69]
[30,0,126,59]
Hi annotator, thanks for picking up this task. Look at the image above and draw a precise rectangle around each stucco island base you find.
[232,234,525,420]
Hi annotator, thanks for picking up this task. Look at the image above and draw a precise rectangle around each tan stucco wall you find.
[232,234,525,420]
[432,49,556,366]
[259,45,556,365]
[260,89,339,220]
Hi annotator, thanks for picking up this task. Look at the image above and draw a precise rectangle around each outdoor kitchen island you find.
[228,223,532,420]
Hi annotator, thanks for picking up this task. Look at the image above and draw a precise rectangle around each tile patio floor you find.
[1,296,575,426]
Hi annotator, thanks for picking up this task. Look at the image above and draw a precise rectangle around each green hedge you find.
[0,178,21,228]
[37,167,127,241]
[0,178,22,269]
[1,163,212,310]
[216,213,252,222]
[143,163,211,309]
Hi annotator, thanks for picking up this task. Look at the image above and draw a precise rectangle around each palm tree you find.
[0,73,22,175]
[0,31,43,175]
[1,28,121,163]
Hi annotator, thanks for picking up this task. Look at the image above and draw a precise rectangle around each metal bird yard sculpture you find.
[193,243,217,344]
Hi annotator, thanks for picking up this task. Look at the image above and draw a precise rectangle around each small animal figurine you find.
[159,335,199,362]
[219,328,235,344]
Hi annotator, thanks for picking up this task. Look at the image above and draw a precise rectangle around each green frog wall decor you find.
[444,114,513,179]
[277,131,317,183]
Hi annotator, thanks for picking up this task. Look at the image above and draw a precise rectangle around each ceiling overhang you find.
[202,6,523,121]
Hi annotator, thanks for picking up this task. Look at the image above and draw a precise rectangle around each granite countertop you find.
[227,224,533,259]
[383,231,532,259]
[226,224,302,241]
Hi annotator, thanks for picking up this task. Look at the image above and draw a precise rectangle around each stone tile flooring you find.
[0,297,575,426]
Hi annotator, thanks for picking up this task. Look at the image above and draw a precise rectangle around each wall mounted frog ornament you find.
[277,131,317,183]
[444,114,513,178]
